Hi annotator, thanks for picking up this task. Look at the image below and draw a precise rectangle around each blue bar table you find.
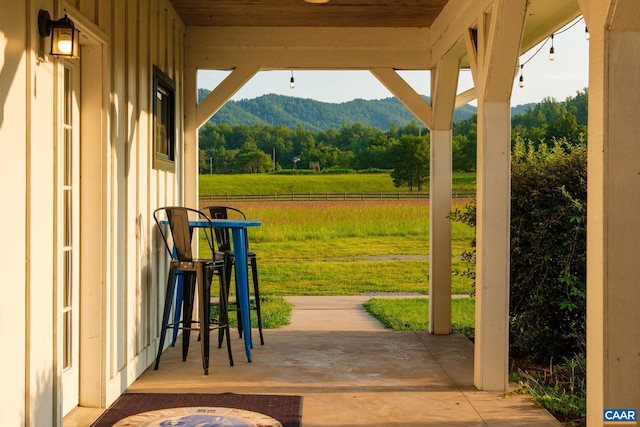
[163,218,261,362]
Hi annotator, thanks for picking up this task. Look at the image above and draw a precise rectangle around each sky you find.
[198,17,589,108]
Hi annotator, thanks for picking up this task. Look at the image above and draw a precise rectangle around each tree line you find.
[198,89,588,189]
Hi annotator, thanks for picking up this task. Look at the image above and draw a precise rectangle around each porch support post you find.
[429,58,459,334]
[183,66,198,208]
[470,0,527,391]
[429,129,452,333]
[474,100,511,391]
[580,1,640,424]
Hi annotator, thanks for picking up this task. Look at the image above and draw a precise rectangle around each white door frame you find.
[58,59,81,416]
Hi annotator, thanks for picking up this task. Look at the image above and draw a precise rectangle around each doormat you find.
[90,393,303,427]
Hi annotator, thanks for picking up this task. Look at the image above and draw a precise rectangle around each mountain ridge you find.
[199,89,536,131]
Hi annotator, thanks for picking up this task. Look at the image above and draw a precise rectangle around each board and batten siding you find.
[0,2,30,426]
[71,0,186,409]
[0,0,186,424]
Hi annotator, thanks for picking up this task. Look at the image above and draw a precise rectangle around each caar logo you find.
[604,409,637,424]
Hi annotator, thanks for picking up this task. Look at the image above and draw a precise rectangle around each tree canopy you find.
[199,89,589,190]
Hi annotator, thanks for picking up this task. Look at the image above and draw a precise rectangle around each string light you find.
[517,16,586,89]
[290,70,295,89]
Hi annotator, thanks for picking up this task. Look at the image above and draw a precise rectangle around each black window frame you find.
[152,66,176,172]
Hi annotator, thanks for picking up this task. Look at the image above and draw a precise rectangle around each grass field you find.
[364,297,475,337]
[198,173,477,333]
[200,199,475,296]
[200,172,476,195]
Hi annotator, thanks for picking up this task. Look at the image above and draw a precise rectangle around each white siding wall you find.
[0,3,28,426]
[75,0,185,409]
[0,0,185,424]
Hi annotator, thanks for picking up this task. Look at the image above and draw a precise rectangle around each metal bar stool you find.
[153,206,233,374]
[203,205,264,346]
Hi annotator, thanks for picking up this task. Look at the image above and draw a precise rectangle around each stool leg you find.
[155,267,176,370]
[182,272,196,362]
[217,268,224,349]
[218,268,234,366]
[251,256,264,345]
[228,254,243,339]
[219,253,233,347]
[171,271,183,347]
[197,265,210,375]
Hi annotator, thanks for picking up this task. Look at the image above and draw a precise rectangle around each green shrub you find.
[319,167,356,174]
[355,168,393,174]
[271,169,317,175]
[510,137,586,363]
[450,137,587,364]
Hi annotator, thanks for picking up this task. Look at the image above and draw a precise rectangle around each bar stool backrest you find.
[204,206,247,252]
[153,206,215,261]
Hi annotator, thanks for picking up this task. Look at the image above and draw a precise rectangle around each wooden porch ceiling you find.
[168,0,450,28]
[175,0,581,127]
[169,0,581,63]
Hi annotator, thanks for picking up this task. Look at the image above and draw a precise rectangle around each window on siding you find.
[153,66,176,172]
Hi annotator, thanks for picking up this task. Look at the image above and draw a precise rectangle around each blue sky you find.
[198,17,589,108]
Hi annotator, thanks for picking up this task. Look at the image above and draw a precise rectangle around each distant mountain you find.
[510,103,537,116]
[199,89,533,131]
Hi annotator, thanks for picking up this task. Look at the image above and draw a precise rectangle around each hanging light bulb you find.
[584,26,590,40]
[549,35,555,61]
[518,65,524,88]
[290,70,295,89]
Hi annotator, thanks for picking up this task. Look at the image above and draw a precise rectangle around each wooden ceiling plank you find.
[170,0,449,27]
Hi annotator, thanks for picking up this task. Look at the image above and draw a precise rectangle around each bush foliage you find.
[451,137,587,364]
[510,137,587,363]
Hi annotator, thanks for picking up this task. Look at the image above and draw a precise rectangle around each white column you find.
[183,66,198,208]
[429,129,452,334]
[473,101,511,391]
[582,1,640,423]
[428,57,458,334]
[469,0,528,391]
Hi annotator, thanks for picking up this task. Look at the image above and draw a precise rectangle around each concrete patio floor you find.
[66,296,561,426]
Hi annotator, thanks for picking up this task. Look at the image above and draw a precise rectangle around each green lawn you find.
[200,200,476,297]
[200,172,476,195]
[364,297,475,338]
[199,173,477,334]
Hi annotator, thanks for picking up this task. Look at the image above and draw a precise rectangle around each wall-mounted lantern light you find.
[38,9,80,59]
